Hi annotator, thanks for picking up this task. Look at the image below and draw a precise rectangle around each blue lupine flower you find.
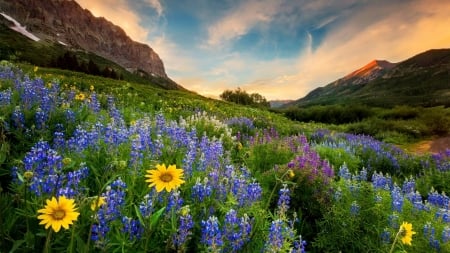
[292,235,307,253]
[35,107,47,129]
[350,201,360,216]
[139,192,154,217]
[390,185,403,212]
[223,209,252,252]
[338,163,351,180]
[277,184,290,215]
[265,219,284,251]
[122,216,144,240]
[166,190,184,215]
[92,178,127,245]
[442,226,450,243]
[172,206,194,249]
[11,106,25,129]
[201,216,223,251]
[89,92,101,113]
[381,228,391,244]
[192,177,212,202]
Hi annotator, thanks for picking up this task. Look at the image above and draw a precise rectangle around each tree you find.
[220,88,270,108]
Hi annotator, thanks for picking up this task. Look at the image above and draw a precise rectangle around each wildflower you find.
[90,85,95,91]
[288,169,295,178]
[23,171,34,180]
[91,196,106,211]
[399,222,416,245]
[34,66,38,72]
[145,164,185,192]
[37,196,80,232]
[75,93,85,101]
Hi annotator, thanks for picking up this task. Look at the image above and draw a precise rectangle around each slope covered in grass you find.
[1,62,449,252]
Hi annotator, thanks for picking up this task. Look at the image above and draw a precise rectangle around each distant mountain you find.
[287,49,450,108]
[0,0,183,90]
[269,100,294,108]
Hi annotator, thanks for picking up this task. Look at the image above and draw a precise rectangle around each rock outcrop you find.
[0,0,167,77]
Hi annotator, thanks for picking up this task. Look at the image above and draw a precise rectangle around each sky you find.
[74,0,450,100]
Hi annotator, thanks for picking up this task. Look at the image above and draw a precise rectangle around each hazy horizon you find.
[74,0,450,100]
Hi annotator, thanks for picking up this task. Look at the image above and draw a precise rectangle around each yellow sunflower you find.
[37,196,80,232]
[145,164,185,192]
[400,222,416,245]
[90,196,106,211]
[75,93,85,101]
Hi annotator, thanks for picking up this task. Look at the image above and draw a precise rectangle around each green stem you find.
[389,230,401,253]
[43,229,53,253]
[86,223,93,253]
[69,224,76,253]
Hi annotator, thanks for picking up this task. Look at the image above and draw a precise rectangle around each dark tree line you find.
[220,88,270,108]
[51,52,123,80]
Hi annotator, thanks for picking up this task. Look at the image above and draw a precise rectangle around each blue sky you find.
[75,0,450,100]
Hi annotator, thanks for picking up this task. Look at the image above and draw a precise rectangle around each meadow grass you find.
[0,62,449,252]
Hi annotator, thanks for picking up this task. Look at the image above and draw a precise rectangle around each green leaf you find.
[149,207,165,229]
[9,239,25,253]
[134,204,145,229]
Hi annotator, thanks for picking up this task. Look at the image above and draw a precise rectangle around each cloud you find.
[206,0,282,48]
[145,0,163,17]
[242,0,450,100]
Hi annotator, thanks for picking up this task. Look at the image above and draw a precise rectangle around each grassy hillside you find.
[1,62,449,253]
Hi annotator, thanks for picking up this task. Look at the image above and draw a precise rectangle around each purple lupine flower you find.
[381,228,391,244]
[166,190,184,215]
[192,177,212,202]
[201,216,223,252]
[139,192,154,217]
[223,209,252,252]
[428,190,450,208]
[92,178,127,246]
[11,106,25,129]
[402,177,416,194]
[0,89,12,106]
[57,165,89,197]
[89,92,101,113]
[277,184,290,215]
[246,180,262,203]
[53,131,66,150]
[122,216,144,240]
[292,235,307,253]
[129,134,143,169]
[338,163,351,180]
[350,201,360,216]
[265,219,284,252]
[21,141,63,196]
[391,185,403,212]
[372,172,393,190]
[172,206,194,250]
[35,107,47,130]
[442,226,450,243]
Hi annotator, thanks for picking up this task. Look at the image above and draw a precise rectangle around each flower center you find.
[53,209,65,220]
[159,173,173,182]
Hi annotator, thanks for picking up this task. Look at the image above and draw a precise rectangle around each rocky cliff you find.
[0,0,167,77]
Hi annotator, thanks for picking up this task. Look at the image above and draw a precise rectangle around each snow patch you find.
[0,12,40,41]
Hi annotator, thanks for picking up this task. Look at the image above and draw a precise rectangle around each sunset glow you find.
[75,0,450,100]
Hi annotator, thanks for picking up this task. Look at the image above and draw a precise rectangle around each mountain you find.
[269,100,294,108]
[0,0,168,80]
[287,49,450,108]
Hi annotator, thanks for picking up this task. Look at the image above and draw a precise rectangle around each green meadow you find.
[1,62,449,252]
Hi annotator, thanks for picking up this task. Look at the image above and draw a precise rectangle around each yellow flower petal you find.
[37,196,79,232]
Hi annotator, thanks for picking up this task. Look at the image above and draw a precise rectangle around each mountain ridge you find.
[0,0,167,78]
[287,48,450,108]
